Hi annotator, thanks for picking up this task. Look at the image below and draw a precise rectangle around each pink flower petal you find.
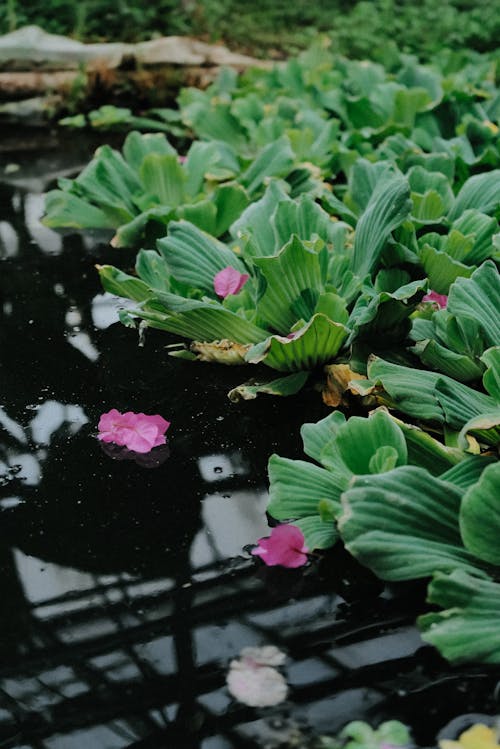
[214,267,249,298]
[251,524,308,568]
[422,290,448,308]
[97,409,170,454]
[227,662,288,707]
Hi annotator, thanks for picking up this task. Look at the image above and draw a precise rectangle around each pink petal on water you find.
[252,524,309,568]
[97,409,170,454]
[214,267,249,298]
[226,661,288,707]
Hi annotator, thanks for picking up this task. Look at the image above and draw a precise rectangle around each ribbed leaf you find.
[339,467,483,580]
[229,181,291,258]
[98,264,153,302]
[435,378,497,429]
[351,173,411,278]
[294,515,338,550]
[254,236,326,333]
[227,371,309,401]
[122,131,176,172]
[394,418,463,475]
[246,314,348,372]
[447,262,500,348]
[420,571,500,664]
[272,195,339,249]
[440,455,496,489]
[157,221,247,293]
[301,411,347,466]
[267,455,346,520]
[143,293,269,344]
[240,136,295,195]
[43,191,118,229]
[460,462,500,564]
[482,346,500,400]
[458,410,500,449]
[139,154,186,207]
[333,410,407,475]
[419,244,474,295]
[412,338,483,382]
[449,170,500,220]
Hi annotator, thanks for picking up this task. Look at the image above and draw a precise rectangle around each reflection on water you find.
[0,133,499,748]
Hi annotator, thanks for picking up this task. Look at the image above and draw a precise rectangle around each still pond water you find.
[0,129,498,748]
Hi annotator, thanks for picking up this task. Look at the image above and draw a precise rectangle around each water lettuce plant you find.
[43,130,308,247]
[317,720,412,749]
[98,171,433,397]
[263,399,500,663]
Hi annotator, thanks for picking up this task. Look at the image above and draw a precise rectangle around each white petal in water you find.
[226,646,288,707]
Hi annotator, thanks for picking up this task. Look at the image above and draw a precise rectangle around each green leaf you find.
[394,417,463,475]
[482,346,500,400]
[184,140,239,196]
[460,462,500,564]
[449,169,500,220]
[253,236,326,333]
[339,466,483,581]
[301,411,347,466]
[98,265,152,302]
[420,570,500,664]
[294,516,338,550]
[229,181,291,258]
[408,166,454,223]
[419,244,474,294]
[448,262,500,349]
[458,410,500,449]
[43,190,117,230]
[112,206,174,248]
[141,292,269,344]
[122,131,176,172]
[334,410,407,475]
[351,173,411,278]
[227,371,309,401]
[139,153,187,208]
[240,136,295,195]
[412,338,483,382]
[157,221,247,293]
[246,313,349,372]
[135,250,170,293]
[452,210,499,266]
[272,194,340,249]
[213,183,250,236]
[440,455,497,489]
[435,377,497,430]
[267,455,346,520]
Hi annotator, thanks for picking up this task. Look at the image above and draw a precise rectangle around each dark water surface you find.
[0,130,498,748]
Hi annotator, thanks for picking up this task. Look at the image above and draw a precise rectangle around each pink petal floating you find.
[239,646,287,668]
[98,410,170,454]
[422,290,448,309]
[214,267,249,298]
[226,646,288,707]
[251,524,309,568]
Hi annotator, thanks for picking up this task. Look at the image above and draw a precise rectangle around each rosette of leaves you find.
[99,172,421,398]
[316,720,412,749]
[42,130,302,248]
[263,407,500,663]
[410,262,500,382]
[351,276,500,449]
[175,51,499,179]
